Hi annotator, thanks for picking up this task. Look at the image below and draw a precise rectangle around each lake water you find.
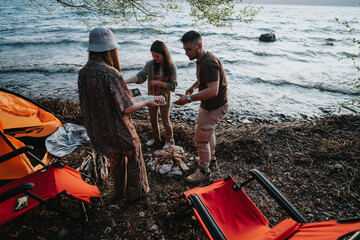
[0,1,359,120]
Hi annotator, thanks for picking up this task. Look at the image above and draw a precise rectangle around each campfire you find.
[147,146,190,177]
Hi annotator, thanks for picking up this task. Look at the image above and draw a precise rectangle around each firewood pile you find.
[77,150,110,185]
[147,145,190,177]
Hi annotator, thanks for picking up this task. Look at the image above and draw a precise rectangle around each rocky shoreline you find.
[1,98,359,239]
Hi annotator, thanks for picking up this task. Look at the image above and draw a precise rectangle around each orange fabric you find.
[290,220,360,240]
[0,90,62,138]
[255,219,301,240]
[184,179,270,239]
[0,132,52,180]
[0,165,101,225]
[0,134,34,180]
[0,91,39,117]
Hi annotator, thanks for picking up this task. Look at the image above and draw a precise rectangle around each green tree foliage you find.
[29,0,261,27]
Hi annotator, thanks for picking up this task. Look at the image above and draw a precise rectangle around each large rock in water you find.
[259,33,276,42]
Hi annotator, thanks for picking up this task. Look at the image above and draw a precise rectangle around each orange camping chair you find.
[0,162,101,226]
[0,88,62,184]
[176,169,360,240]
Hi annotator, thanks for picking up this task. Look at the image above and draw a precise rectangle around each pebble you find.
[159,164,173,174]
[234,156,239,161]
[334,164,344,169]
[57,228,69,240]
[104,227,112,234]
[168,168,182,177]
[242,119,251,124]
[109,218,117,228]
[148,162,156,172]
[155,164,162,173]
[108,205,120,211]
[150,224,159,232]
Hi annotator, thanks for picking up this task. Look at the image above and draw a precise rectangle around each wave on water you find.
[174,61,192,69]
[0,38,86,47]
[110,27,162,34]
[249,50,284,57]
[222,59,267,66]
[325,38,337,42]
[0,64,82,74]
[0,61,194,74]
[256,77,360,96]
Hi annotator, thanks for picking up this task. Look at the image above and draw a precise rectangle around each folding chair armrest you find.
[189,194,227,240]
[0,146,34,164]
[349,230,360,240]
[0,183,35,203]
[249,169,309,223]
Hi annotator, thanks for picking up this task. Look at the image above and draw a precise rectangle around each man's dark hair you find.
[181,30,202,44]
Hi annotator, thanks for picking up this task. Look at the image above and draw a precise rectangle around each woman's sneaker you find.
[146,138,155,147]
[163,140,175,150]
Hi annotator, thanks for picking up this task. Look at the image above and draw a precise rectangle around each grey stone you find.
[57,228,69,240]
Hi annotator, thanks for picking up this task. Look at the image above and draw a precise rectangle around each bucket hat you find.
[87,27,120,52]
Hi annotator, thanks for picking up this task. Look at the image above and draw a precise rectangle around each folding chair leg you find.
[24,190,81,224]
[81,202,89,223]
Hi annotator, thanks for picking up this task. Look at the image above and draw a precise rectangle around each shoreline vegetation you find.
[1,98,359,239]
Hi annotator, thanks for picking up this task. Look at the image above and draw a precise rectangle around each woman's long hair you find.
[150,40,173,78]
[89,49,121,73]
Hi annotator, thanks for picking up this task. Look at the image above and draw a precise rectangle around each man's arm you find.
[173,81,218,105]
[190,81,218,101]
[185,80,200,95]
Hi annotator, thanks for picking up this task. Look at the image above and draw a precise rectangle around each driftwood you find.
[77,150,110,185]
